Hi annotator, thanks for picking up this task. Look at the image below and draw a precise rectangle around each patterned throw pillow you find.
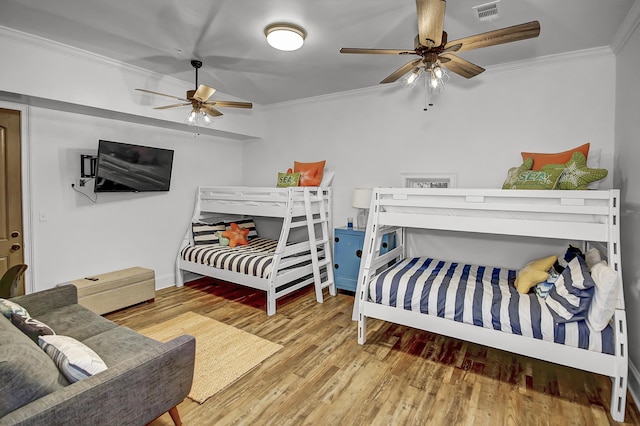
[541,152,608,190]
[504,168,563,190]
[226,218,258,240]
[11,313,55,343]
[39,335,108,383]
[502,158,533,189]
[276,171,300,188]
[294,160,325,187]
[545,256,595,323]
[222,223,250,248]
[192,221,226,245]
[0,299,29,319]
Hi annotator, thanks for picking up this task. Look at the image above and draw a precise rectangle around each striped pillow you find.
[38,335,107,383]
[192,221,226,245]
[226,218,258,240]
[545,256,595,323]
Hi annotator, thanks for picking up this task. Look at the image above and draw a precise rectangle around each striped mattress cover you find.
[369,257,613,354]
[181,237,279,279]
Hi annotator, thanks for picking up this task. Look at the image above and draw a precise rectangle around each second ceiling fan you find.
[136,60,252,123]
[340,0,540,89]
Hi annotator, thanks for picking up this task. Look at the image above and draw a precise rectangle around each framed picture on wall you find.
[401,173,457,189]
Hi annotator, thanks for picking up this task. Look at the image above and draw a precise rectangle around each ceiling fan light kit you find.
[135,60,253,129]
[264,23,306,51]
[340,0,540,100]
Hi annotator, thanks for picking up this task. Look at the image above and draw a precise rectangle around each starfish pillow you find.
[222,222,250,247]
[542,152,608,190]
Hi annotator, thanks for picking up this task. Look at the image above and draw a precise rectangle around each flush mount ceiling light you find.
[264,23,306,51]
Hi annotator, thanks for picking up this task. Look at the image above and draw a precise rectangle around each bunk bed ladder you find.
[304,188,337,303]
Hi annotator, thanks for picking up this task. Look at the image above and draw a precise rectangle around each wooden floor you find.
[106,278,640,426]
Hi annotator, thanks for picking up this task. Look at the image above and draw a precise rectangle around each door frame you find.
[0,101,33,293]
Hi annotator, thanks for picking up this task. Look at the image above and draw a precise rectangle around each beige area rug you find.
[139,311,283,404]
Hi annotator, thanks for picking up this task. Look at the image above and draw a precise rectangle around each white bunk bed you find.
[177,186,336,316]
[355,188,627,422]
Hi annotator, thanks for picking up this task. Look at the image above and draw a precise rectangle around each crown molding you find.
[265,46,616,110]
[611,0,640,54]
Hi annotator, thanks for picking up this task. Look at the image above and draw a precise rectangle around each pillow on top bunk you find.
[545,256,595,323]
[587,260,618,331]
[514,255,557,294]
[521,143,590,171]
[502,158,533,189]
[276,171,300,188]
[192,221,226,245]
[541,152,608,190]
[294,160,325,186]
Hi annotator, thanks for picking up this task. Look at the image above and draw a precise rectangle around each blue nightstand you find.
[333,227,395,292]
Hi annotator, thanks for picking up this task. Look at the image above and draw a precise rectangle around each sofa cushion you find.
[82,326,161,366]
[0,316,68,417]
[35,304,118,341]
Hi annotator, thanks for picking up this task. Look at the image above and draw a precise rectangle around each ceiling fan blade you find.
[135,88,187,101]
[416,0,446,48]
[340,48,417,55]
[381,59,423,84]
[154,103,191,110]
[445,21,541,53]
[193,84,216,102]
[439,54,485,79]
[208,100,253,109]
[441,43,462,54]
[202,105,223,117]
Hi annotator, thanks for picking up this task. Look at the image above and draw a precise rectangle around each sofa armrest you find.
[0,334,196,426]
[10,285,78,317]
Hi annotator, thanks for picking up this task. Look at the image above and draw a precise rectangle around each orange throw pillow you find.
[293,160,325,187]
[222,223,249,247]
[521,143,590,171]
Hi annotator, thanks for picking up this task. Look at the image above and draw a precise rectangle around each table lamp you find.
[352,188,372,230]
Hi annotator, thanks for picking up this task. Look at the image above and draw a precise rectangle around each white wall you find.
[614,16,640,401]
[0,27,252,291]
[28,107,243,291]
[243,51,616,266]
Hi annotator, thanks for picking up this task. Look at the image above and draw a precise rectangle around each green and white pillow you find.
[39,335,108,383]
[542,152,608,190]
[502,158,533,189]
[503,156,562,190]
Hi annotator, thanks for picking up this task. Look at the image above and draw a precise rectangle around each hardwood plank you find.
[106,278,640,425]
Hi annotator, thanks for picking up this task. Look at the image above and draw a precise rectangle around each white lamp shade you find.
[352,188,372,209]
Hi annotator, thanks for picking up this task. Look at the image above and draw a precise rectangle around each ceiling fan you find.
[135,60,252,123]
[340,0,540,90]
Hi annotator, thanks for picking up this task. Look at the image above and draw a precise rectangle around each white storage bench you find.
[70,267,155,315]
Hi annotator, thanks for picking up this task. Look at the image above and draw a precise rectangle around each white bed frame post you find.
[608,190,627,422]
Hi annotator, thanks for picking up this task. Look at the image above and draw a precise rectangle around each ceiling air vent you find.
[473,1,500,22]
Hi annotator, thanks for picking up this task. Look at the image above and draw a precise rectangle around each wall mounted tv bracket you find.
[79,154,97,186]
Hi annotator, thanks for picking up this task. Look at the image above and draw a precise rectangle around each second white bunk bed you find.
[354,188,627,422]
[177,186,336,316]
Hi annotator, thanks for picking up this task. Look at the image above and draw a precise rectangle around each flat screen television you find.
[94,140,174,192]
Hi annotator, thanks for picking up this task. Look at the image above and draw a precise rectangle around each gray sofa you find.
[0,285,195,425]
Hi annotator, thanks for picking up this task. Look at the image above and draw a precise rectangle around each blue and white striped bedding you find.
[369,257,613,354]
[181,237,278,279]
